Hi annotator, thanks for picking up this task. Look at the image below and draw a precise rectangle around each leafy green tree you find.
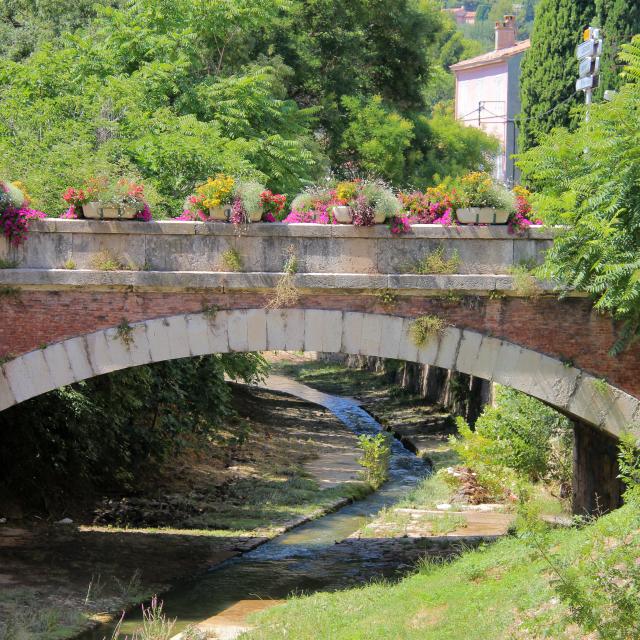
[341,95,415,184]
[519,0,595,151]
[595,0,640,95]
[518,37,640,352]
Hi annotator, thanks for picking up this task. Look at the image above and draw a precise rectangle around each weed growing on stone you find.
[266,245,299,309]
[509,264,541,298]
[201,303,219,325]
[0,286,20,299]
[0,353,15,366]
[63,258,76,270]
[0,258,18,269]
[415,247,460,274]
[409,315,446,347]
[592,378,610,396]
[221,248,243,272]
[375,288,398,307]
[91,249,126,271]
[115,318,135,348]
[488,289,506,301]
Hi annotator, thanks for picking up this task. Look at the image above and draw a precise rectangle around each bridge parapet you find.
[0,220,554,275]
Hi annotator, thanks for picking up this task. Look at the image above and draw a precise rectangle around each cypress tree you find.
[595,0,640,95]
[518,0,594,152]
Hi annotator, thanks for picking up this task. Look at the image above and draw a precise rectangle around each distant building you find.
[450,16,530,184]
[445,6,477,25]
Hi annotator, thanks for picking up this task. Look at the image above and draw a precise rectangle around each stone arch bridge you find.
[1,220,638,512]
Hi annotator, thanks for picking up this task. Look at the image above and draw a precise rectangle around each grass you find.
[509,264,541,298]
[242,504,640,640]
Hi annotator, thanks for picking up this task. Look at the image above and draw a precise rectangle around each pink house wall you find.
[454,62,509,179]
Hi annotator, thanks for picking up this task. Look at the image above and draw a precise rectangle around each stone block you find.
[379,315,404,360]
[85,331,119,376]
[455,330,483,377]
[64,336,94,382]
[283,309,305,351]
[321,310,342,353]
[341,312,364,355]
[434,327,461,370]
[71,233,147,270]
[303,309,324,352]
[209,310,230,353]
[4,356,36,403]
[246,309,267,351]
[0,368,15,411]
[473,335,502,381]
[568,375,621,431]
[186,314,214,356]
[43,343,76,389]
[265,309,288,351]
[145,319,173,362]
[397,317,419,363]
[165,316,191,360]
[228,310,249,352]
[21,350,56,398]
[360,314,383,357]
[607,390,640,437]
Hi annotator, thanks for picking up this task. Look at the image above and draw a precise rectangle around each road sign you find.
[576,75,598,91]
[579,56,600,78]
[576,39,601,60]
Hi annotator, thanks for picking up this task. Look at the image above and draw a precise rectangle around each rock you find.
[0,518,6,524]
[436,503,452,511]
[57,517,73,524]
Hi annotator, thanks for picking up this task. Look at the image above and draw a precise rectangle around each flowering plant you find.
[285,186,341,224]
[399,185,455,225]
[0,181,46,246]
[196,174,235,208]
[388,215,411,235]
[508,186,542,234]
[458,172,514,210]
[259,190,286,221]
[61,177,152,220]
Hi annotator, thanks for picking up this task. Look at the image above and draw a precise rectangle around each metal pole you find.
[585,87,592,123]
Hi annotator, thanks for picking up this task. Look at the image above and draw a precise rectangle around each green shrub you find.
[451,386,573,498]
[357,432,392,489]
[408,315,445,347]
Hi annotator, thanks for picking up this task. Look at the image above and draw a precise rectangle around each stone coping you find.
[0,268,575,294]
[28,219,556,240]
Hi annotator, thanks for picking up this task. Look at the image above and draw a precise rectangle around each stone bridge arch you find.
[1,308,637,441]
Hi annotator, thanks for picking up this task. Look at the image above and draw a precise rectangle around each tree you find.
[519,0,595,151]
[518,37,640,353]
[595,0,640,96]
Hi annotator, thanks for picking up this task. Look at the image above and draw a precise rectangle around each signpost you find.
[576,27,602,122]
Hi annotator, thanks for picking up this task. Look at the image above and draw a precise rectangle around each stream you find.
[82,375,433,639]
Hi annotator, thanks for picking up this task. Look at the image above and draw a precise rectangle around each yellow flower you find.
[12,180,31,204]
[196,174,235,209]
[336,181,358,202]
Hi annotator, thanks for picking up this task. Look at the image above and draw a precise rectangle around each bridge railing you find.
[0,220,554,276]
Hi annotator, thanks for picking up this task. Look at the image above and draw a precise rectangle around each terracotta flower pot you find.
[456,207,509,224]
[332,206,353,223]
[82,202,139,220]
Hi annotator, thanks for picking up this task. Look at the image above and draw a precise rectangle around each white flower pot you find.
[249,208,263,223]
[209,205,233,221]
[332,206,353,224]
[82,202,139,219]
[456,207,509,224]
[374,211,386,224]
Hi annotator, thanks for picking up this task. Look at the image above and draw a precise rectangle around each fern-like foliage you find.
[518,53,640,353]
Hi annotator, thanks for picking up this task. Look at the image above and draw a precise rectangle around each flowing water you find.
[82,375,432,639]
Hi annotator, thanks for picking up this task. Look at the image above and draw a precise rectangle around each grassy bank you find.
[243,502,640,639]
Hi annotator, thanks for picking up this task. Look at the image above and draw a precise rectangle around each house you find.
[445,6,477,25]
[450,16,530,184]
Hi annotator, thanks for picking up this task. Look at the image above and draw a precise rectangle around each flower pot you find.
[82,202,139,220]
[209,205,233,221]
[456,207,509,224]
[249,208,263,223]
[374,211,386,224]
[332,206,353,224]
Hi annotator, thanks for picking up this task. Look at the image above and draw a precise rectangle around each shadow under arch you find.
[1,308,638,439]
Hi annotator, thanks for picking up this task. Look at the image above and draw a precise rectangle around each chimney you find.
[495,15,517,50]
